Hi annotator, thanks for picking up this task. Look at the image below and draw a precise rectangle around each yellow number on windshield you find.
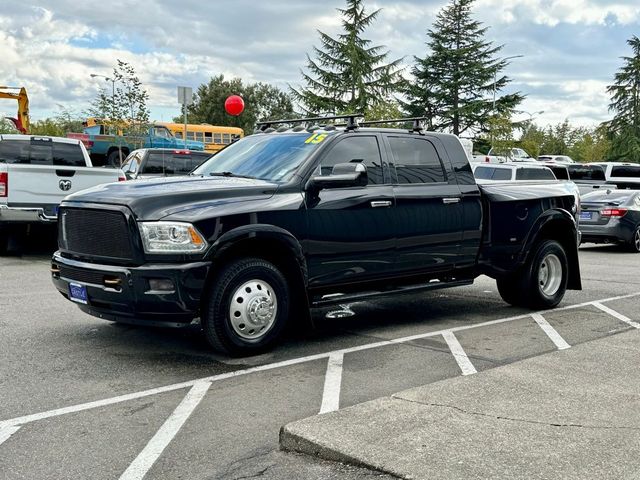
[305,133,328,144]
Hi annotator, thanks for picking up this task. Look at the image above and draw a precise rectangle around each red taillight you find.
[118,173,126,182]
[601,208,627,218]
[173,150,190,155]
[0,172,7,197]
[485,156,490,163]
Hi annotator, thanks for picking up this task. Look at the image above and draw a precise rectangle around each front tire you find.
[202,258,290,355]
[497,240,569,310]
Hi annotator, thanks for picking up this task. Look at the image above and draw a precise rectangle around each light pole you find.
[491,54,523,148]
[492,55,524,115]
[90,73,116,126]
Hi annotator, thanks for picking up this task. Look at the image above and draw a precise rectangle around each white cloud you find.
[0,1,637,128]
[477,0,640,26]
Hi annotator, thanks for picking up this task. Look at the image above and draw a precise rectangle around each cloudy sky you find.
[1,0,639,129]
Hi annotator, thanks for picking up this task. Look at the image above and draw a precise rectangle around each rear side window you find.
[567,165,605,181]
[52,142,85,166]
[549,166,569,180]
[145,152,207,175]
[474,166,512,180]
[0,139,84,166]
[611,165,640,178]
[388,137,446,184]
[515,168,556,181]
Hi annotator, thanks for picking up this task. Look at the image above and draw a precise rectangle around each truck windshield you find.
[192,133,327,182]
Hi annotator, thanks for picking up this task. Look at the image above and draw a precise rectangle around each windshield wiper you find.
[208,171,258,180]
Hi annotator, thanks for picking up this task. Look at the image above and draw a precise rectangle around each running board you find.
[311,278,474,307]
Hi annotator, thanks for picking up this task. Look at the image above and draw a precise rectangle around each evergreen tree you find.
[291,0,404,116]
[405,0,523,135]
[607,36,640,162]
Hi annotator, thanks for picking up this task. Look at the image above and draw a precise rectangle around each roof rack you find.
[257,113,364,132]
[359,116,429,133]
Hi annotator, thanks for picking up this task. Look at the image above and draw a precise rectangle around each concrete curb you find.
[279,329,640,480]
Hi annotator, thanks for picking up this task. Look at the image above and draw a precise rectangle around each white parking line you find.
[0,426,21,446]
[118,381,211,480]
[1,292,639,431]
[442,331,477,375]
[532,313,571,350]
[592,302,640,329]
[319,353,344,414]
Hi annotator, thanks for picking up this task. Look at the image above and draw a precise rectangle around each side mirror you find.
[307,162,368,191]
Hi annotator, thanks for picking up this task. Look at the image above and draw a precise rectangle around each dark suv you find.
[52,116,581,355]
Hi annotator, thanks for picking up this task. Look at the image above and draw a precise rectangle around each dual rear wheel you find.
[497,240,569,309]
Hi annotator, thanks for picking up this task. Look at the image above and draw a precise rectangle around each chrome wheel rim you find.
[634,229,640,252]
[538,253,562,297]
[229,280,278,340]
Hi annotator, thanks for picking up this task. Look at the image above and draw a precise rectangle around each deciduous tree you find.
[183,75,296,133]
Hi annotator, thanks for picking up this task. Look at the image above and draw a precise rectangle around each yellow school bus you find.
[159,123,244,153]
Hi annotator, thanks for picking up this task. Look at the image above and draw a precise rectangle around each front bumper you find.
[51,252,211,327]
[0,204,58,223]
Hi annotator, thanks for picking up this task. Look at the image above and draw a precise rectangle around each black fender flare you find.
[519,209,582,290]
[206,224,308,287]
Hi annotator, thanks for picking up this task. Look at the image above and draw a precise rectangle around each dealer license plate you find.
[69,282,88,304]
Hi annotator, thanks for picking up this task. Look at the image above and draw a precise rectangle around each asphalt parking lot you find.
[1,241,639,479]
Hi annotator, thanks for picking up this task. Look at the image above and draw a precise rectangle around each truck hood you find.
[62,175,278,221]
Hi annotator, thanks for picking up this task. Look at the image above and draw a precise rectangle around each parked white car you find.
[472,163,557,183]
[0,135,125,252]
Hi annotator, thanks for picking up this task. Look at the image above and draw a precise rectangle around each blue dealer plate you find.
[69,282,88,304]
[579,211,593,221]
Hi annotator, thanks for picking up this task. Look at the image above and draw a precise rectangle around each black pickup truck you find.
[51,116,582,355]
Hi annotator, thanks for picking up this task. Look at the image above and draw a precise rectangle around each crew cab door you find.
[304,135,396,287]
[383,134,463,273]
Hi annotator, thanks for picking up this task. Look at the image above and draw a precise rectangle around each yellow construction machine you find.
[0,86,30,134]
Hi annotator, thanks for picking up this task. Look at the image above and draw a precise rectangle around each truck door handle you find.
[442,197,461,204]
[370,200,392,208]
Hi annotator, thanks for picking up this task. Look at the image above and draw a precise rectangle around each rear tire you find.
[496,275,523,306]
[497,239,569,310]
[201,258,290,355]
[106,150,123,167]
[627,226,640,253]
[0,230,8,255]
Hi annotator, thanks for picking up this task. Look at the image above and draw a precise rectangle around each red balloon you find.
[225,95,245,116]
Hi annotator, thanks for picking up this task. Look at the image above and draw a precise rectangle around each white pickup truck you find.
[0,135,125,252]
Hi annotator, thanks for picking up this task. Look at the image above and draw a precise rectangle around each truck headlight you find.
[139,222,208,254]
